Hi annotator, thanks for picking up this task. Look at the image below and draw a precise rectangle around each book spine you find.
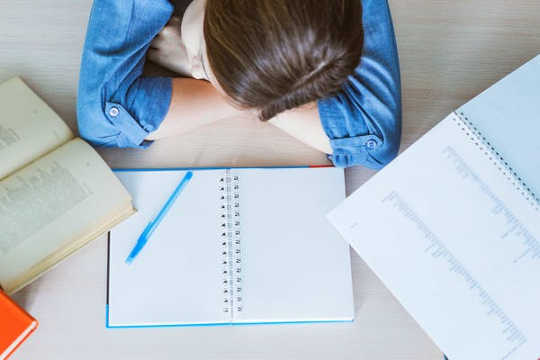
[453,111,539,212]
[218,170,243,319]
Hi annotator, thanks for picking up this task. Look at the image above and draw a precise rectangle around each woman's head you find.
[182,0,364,120]
[204,0,363,120]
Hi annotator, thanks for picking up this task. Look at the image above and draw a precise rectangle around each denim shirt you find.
[77,0,401,169]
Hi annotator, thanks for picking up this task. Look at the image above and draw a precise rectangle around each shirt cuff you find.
[111,76,172,148]
[318,98,386,169]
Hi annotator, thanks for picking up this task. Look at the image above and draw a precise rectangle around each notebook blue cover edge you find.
[105,305,353,329]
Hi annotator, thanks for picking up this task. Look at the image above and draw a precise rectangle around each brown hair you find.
[204,0,364,121]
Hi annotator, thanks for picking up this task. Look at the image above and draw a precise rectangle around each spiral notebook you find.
[107,167,354,327]
[328,55,540,359]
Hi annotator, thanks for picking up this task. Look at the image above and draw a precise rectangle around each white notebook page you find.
[328,114,540,359]
[109,170,227,326]
[234,167,354,323]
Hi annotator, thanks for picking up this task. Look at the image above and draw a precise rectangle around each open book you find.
[0,77,134,294]
[328,55,540,359]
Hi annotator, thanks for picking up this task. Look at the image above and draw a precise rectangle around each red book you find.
[0,291,38,360]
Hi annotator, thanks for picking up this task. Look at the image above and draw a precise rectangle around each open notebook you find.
[107,167,354,327]
[328,55,540,359]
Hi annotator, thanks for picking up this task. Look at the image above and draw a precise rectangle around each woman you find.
[77,0,401,168]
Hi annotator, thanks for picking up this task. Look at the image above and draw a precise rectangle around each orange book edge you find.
[0,291,38,360]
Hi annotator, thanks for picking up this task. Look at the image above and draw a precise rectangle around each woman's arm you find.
[148,80,332,152]
[146,77,244,140]
[268,103,332,154]
[272,0,402,169]
[77,0,175,148]
[77,0,243,146]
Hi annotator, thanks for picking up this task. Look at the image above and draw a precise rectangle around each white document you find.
[329,114,540,359]
[327,56,540,360]
[328,56,540,360]
[108,167,353,327]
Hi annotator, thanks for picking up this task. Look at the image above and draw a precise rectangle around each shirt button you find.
[109,107,120,117]
[365,139,378,149]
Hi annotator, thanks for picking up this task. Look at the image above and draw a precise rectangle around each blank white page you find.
[108,170,228,327]
[328,114,540,359]
[235,167,354,323]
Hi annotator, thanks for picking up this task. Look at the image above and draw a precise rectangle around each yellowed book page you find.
[0,138,133,293]
[0,77,73,180]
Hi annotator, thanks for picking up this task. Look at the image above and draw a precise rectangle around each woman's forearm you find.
[148,79,332,156]
[269,103,333,154]
[146,78,245,140]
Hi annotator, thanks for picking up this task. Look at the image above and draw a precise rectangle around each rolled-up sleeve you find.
[318,0,402,169]
[77,0,174,148]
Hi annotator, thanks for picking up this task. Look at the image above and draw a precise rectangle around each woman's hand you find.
[148,16,192,77]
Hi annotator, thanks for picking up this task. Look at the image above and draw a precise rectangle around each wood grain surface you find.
[1,0,539,359]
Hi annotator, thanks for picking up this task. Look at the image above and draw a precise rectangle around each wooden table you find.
[2,0,539,359]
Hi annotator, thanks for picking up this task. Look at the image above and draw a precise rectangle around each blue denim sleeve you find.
[318,0,402,169]
[77,0,174,148]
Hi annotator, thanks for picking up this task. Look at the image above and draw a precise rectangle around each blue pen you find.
[126,171,193,264]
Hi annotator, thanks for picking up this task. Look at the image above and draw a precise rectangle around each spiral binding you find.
[218,169,243,317]
[452,111,539,212]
